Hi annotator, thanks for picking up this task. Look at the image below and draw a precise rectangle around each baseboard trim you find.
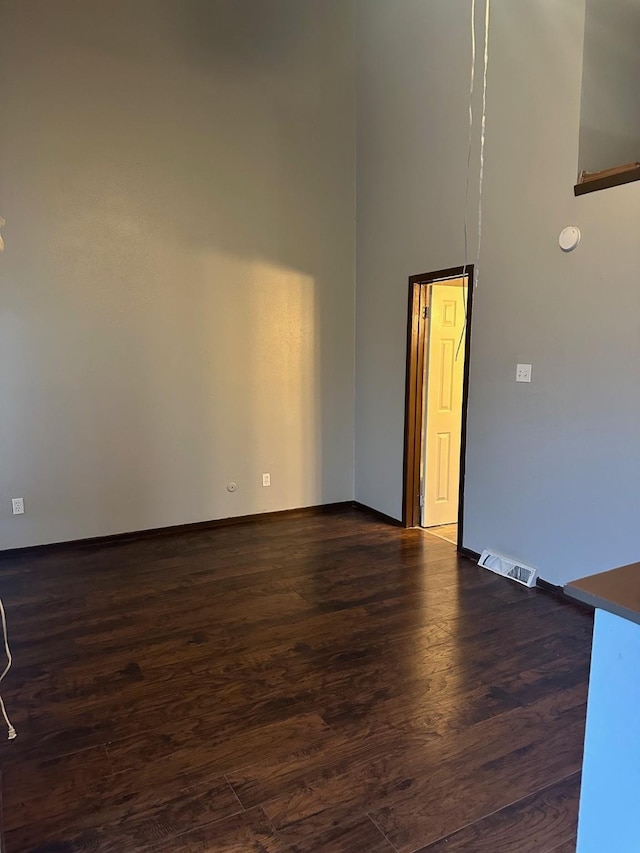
[459,546,481,561]
[536,577,587,605]
[536,578,564,597]
[0,501,354,559]
[351,502,403,527]
[536,577,594,612]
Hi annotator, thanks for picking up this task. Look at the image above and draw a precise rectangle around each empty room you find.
[0,1,639,851]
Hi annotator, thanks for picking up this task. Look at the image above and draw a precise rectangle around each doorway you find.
[402,266,474,549]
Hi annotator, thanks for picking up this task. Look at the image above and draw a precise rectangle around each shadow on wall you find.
[0,0,354,545]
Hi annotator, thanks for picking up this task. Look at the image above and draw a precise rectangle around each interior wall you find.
[579,0,640,174]
[0,0,356,549]
[356,0,640,586]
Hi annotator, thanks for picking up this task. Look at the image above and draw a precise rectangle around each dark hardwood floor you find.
[0,507,592,852]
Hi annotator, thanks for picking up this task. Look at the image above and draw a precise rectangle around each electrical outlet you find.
[11,498,24,515]
[262,473,271,487]
[516,363,532,383]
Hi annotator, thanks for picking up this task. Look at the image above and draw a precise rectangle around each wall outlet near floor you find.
[516,363,532,383]
[262,473,271,487]
[11,497,25,515]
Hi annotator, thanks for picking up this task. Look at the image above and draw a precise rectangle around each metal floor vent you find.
[478,550,537,588]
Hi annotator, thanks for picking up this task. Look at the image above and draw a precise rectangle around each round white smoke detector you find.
[559,226,581,252]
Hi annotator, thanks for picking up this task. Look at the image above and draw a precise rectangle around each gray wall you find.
[579,0,640,174]
[0,0,356,549]
[356,0,640,585]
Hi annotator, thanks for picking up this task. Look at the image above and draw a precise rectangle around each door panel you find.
[434,431,451,502]
[422,282,466,527]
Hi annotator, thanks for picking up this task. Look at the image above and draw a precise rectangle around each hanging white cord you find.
[462,0,476,283]
[456,0,477,361]
[475,0,491,291]
[457,0,490,360]
[0,598,17,740]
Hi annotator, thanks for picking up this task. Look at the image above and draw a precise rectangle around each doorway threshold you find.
[425,523,457,545]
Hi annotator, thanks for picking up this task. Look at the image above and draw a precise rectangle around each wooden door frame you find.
[402,265,475,547]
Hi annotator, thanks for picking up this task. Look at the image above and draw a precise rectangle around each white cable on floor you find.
[0,598,17,740]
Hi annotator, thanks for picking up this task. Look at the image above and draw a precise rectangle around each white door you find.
[421,281,466,527]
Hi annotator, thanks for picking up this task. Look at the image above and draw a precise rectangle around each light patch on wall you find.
[247,260,318,504]
[0,0,355,548]
[196,250,318,510]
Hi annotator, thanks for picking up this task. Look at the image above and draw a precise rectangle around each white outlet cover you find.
[516,363,532,383]
[11,497,25,515]
[262,473,271,487]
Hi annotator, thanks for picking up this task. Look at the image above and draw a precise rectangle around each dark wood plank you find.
[245,694,584,840]
[414,772,580,852]
[275,812,395,853]
[107,713,330,781]
[369,719,584,853]
[0,507,591,853]
[2,747,113,830]
[228,681,586,815]
[5,773,241,853]
[549,841,576,853]
[150,807,285,852]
